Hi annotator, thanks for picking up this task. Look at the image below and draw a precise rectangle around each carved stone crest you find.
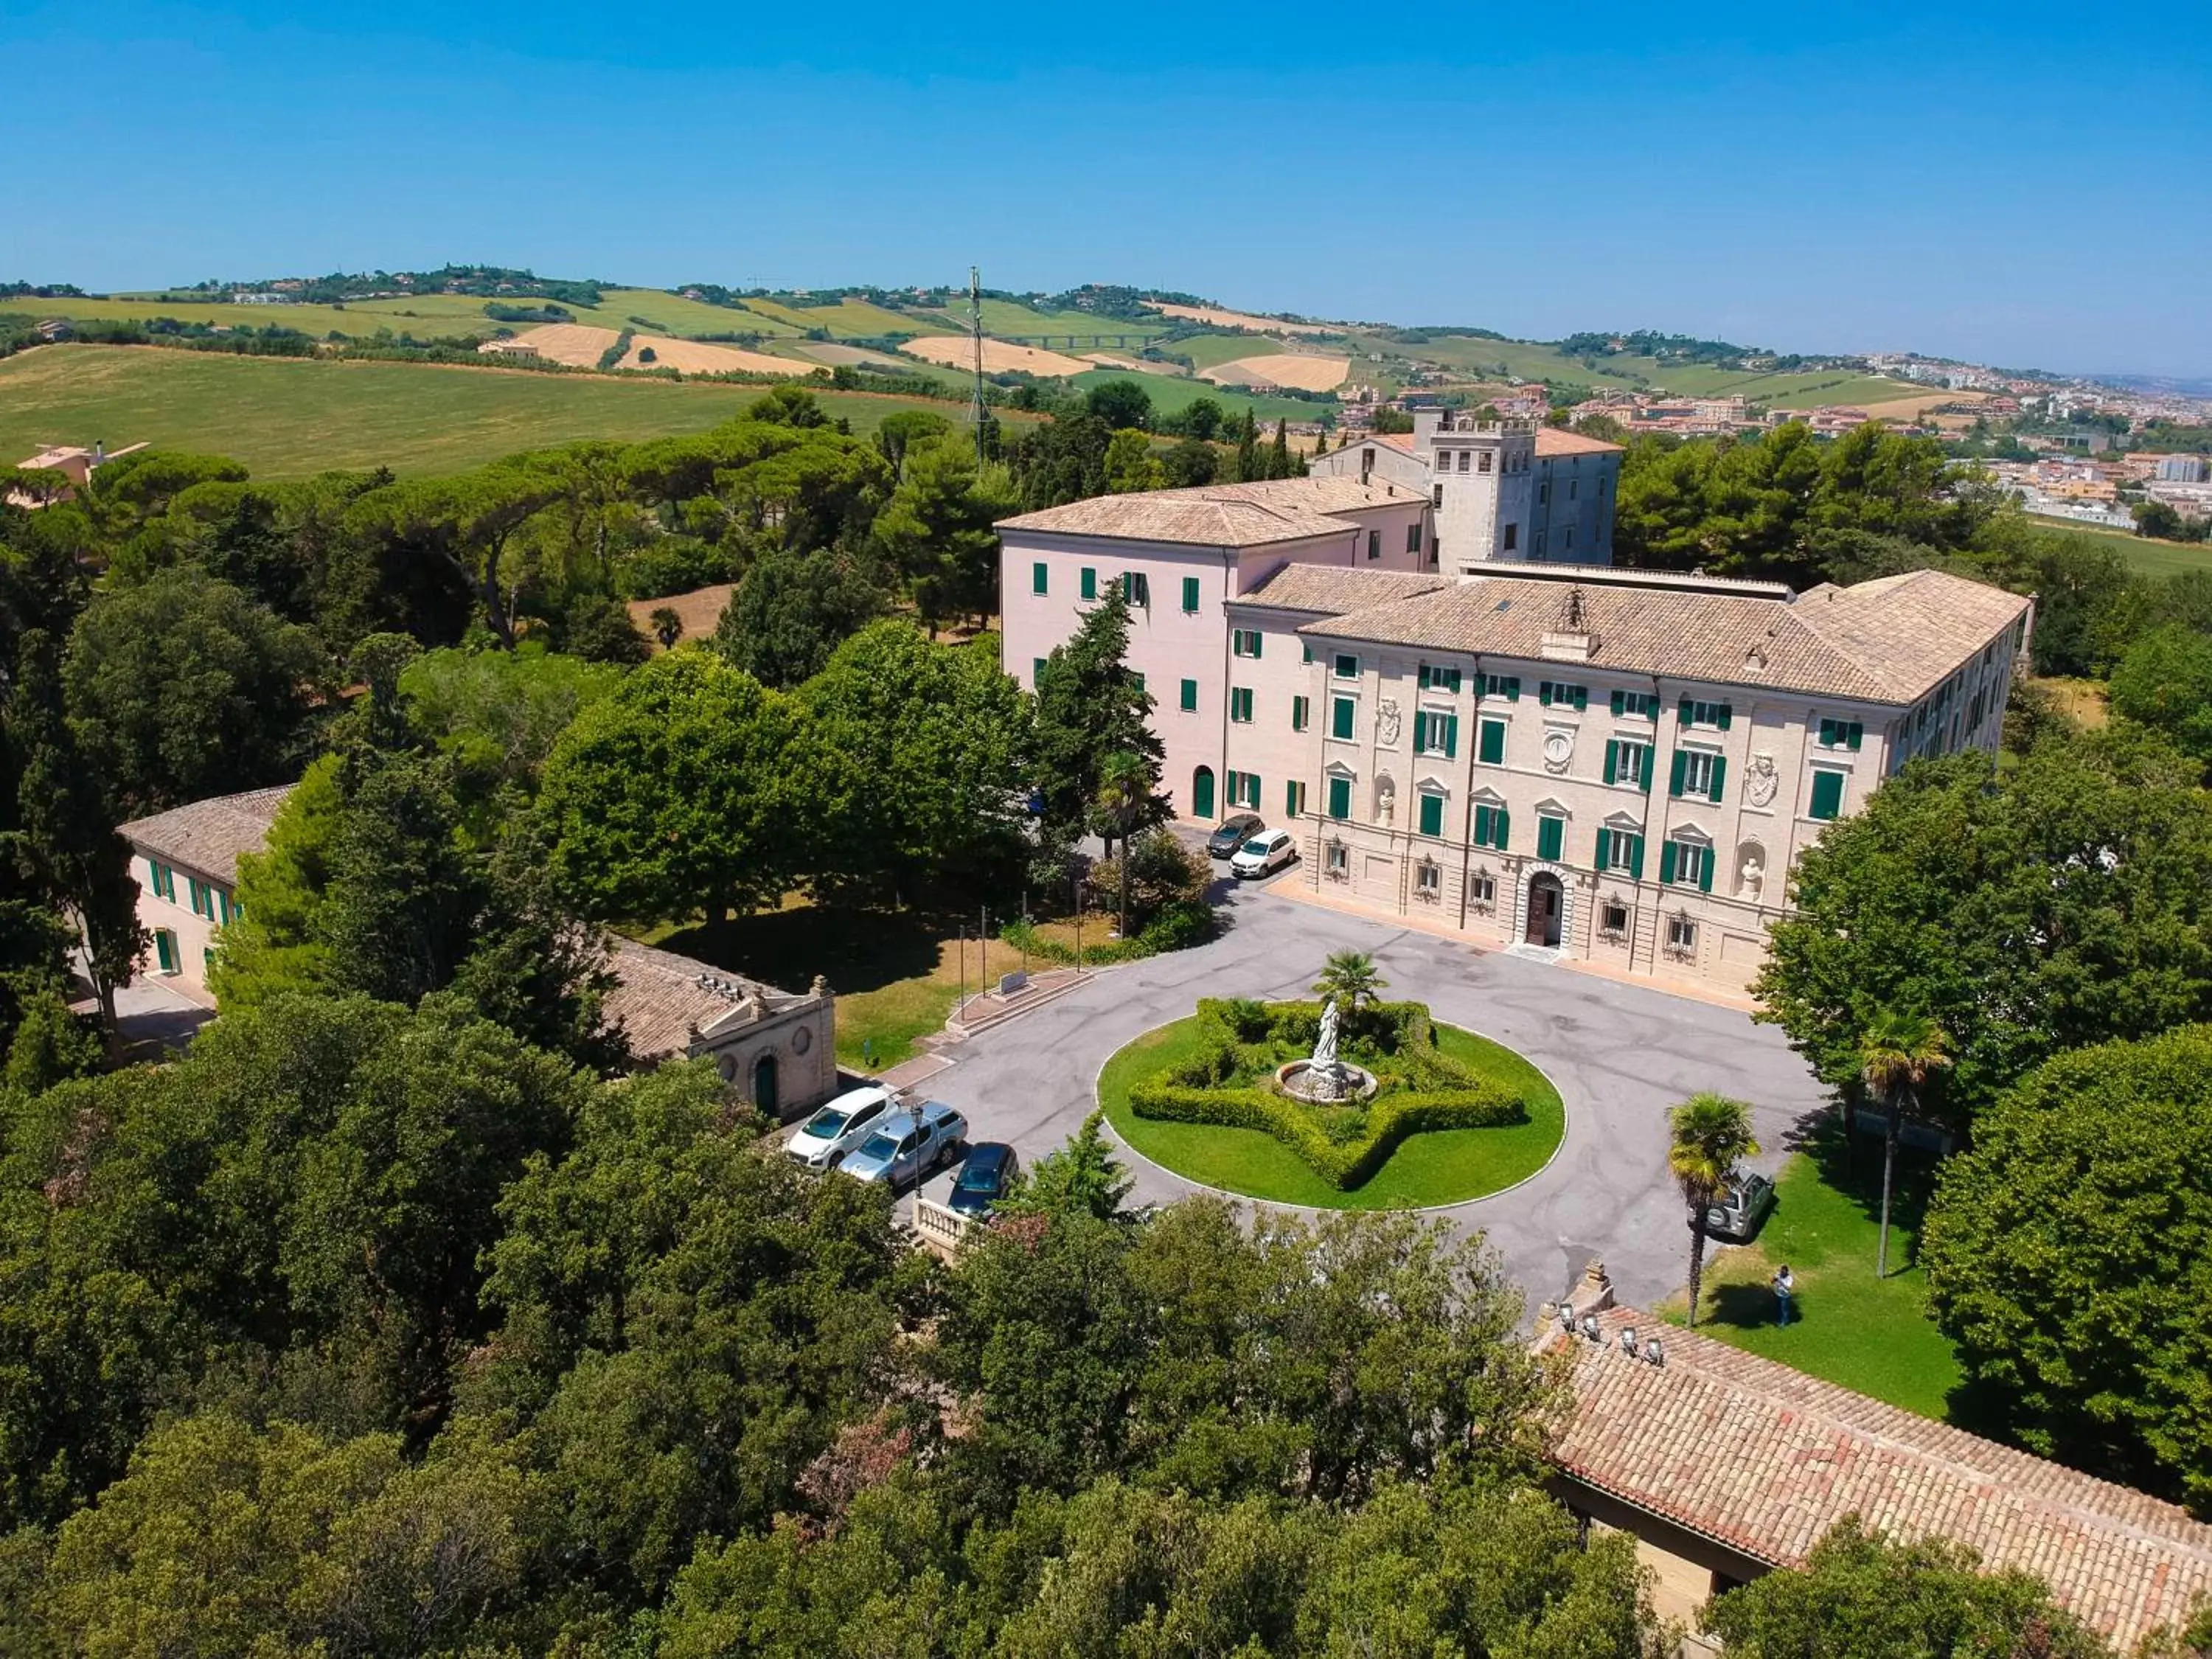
[1542,726,1575,773]
[1745,751,1779,807]
[1377,697,1402,747]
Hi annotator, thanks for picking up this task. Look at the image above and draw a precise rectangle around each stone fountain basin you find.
[1274,1059,1379,1105]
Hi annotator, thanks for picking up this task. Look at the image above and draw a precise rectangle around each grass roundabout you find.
[1099,1002,1565,1211]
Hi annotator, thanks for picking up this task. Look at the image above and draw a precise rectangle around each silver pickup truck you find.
[837,1100,970,1190]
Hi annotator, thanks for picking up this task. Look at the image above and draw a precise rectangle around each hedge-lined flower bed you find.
[1126,998,1527,1190]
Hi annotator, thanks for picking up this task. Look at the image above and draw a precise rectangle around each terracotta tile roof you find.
[1541,1306,2212,1652]
[1304,568,2030,706]
[1534,426,1625,457]
[601,939,812,1062]
[120,785,296,885]
[997,477,1420,549]
[1229,564,1450,614]
[1367,431,1418,452]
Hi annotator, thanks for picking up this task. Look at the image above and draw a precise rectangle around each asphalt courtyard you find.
[911,874,1829,1315]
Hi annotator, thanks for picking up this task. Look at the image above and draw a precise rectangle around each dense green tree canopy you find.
[1032,585,1161,839]
[2109,625,2212,774]
[713,543,886,689]
[1756,727,2212,1124]
[1923,1026,2212,1514]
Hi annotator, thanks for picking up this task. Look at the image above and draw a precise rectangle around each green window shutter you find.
[1412,710,1429,753]
[1032,562,1048,595]
[1610,689,1624,716]
[1660,842,1679,885]
[1479,719,1505,765]
[1677,696,1693,725]
[1640,746,1654,793]
[1082,568,1098,599]
[1302,641,1312,664]
[1847,721,1863,751]
[1698,846,1715,892]
[1247,773,1262,808]
[1033,657,1047,682]
[1293,696,1309,731]
[1818,717,1835,748]
[1332,698,1354,740]
[1182,576,1200,612]
[1251,630,1262,658]
[1594,832,1610,872]
[1629,834,1646,880]
[1180,678,1197,712]
[1418,663,1431,690]
[1504,676,1520,702]
[1419,793,1444,838]
[1442,715,1458,759]
[1537,815,1563,861]
[1708,756,1728,804]
[1328,776,1352,819]
[1603,740,1618,785]
[1669,748,1688,797]
[1495,808,1510,849]
[1717,703,1733,731]
[155,931,178,973]
[1286,781,1301,816]
[1810,769,1845,820]
[1573,685,1587,712]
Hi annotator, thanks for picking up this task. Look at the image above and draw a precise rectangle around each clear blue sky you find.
[10,0,2207,376]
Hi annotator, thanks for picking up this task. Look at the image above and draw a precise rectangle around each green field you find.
[737,296,960,338]
[902,296,1171,342]
[2027,514,2212,579]
[1098,1015,1565,1211]
[1664,1138,1964,1422]
[1069,367,1329,427]
[0,345,1011,478]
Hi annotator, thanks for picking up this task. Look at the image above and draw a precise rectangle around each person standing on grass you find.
[1773,1264,1796,1326]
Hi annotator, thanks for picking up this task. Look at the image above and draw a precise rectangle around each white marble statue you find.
[1313,995,1342,1072]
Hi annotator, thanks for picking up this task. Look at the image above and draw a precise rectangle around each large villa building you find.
[997,458,2031,996]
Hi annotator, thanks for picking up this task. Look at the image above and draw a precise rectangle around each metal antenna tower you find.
[968,265,987,465]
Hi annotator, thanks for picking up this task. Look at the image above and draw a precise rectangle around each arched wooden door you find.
[753,1052,779,1117]
[1524,873,1564,947]
[1192,765,1216,819]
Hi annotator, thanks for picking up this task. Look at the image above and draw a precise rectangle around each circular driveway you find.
[914,881,1828,1314]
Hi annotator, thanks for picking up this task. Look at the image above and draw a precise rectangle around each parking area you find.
[858,874,1829,1315]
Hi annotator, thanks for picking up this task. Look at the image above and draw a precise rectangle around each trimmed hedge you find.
[1127,998,1526,1190]
[1001,900,1216,967]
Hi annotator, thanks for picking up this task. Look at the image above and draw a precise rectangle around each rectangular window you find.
[1417,663,1461,695]
[1667,914,1699,952]
[1815,717,1865,751]
[1130,671,1144,694]
[1660,840,1714,891]
[1477,451,1491,474]
[1182,575,1201,613]
[1331,697,1356,740]
[1534,529,1548,557]
[1537,814,1564,863]
[1405,522,1422,554]
[1291,695,1310,732]
[1610,690,1657,719]
[1327,842,1349,874]
[1301,641,1312,665]
[1232,628,1262,658]
[1433,484,1444,507]
[1033,657,1048,684]
[1230,687,1254,723]
[1600,900,1630,933]
[153,929,179,975]
[187,877,214,920]
[1412,712,1458,758]
[147,860,176,902]
[1080,566,1097,600]
[1594,829,1645,877]
[1604,739,1651,790]
[217,889,235,927]
[1478,717,1506,765]
[1481,674,1520,702]
[1286,780,1307,818]
[1671,748,1726,801]
[1032,561,1048,596]
[1418,793,1445,838]
[1366,529,1380,561]
[1416,860,1441,895]
[1470,872,1497,903]
[1809,768,1846,821]
[1179,678,1198,712]
[1239,772,1262,809]
[1679,698,1733,730]
[1503,524,1517,551]
[1327,776,1352,820]
[1538,681,1588,711]
[1472,804,1511,850]
[1122,571,1150,608]
[1334,653,1360,680]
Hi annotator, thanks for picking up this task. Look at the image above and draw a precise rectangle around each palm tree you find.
[1669,1093,1760,1329]
[649,606,684,650]
[1094,751,1154,938]
[1859,1011,1952,1279]
[1312,950,1388,1010]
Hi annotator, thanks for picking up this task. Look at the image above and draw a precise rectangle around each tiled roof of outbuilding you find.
[1305,567,2029,706]
[1230,564,1449,614]
[1541,1306,2212,1652]
[997,477,1422,548]
[120,785,296,885]
[601,939,813,1062]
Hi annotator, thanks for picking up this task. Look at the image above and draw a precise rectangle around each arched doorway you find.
[1192,765,1216,819]
[752,1052,779,1119]
[1523,873,1564,947]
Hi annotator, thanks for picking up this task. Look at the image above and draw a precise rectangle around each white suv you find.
[786,1085,895,1171]
[1231,829,1298,880]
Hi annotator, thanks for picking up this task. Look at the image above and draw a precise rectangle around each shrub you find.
[1127,999,1526,1189]
[613,539,733,600]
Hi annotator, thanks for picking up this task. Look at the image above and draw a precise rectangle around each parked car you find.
[1206,813,1266,858]
[787,1085,895,1171]
[1230,829,1298,879]
[839,1101,970,1189]
[948,1141,1020,1217]
[1703,1172,1777,1242]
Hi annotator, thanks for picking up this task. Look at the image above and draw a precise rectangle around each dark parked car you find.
[1206,813,1266,858]
[1703,1173,1777,1242]
[948,1141,1020,1217]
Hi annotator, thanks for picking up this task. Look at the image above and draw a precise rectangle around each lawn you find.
[1661,1130,1965,1422]
[0,345,1014,477]
[643,900,1043,1074]
[903,296,1171,342]
[735,296,961,339]
[1098,1015,1565,1210]
[2026,514,2212,579]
